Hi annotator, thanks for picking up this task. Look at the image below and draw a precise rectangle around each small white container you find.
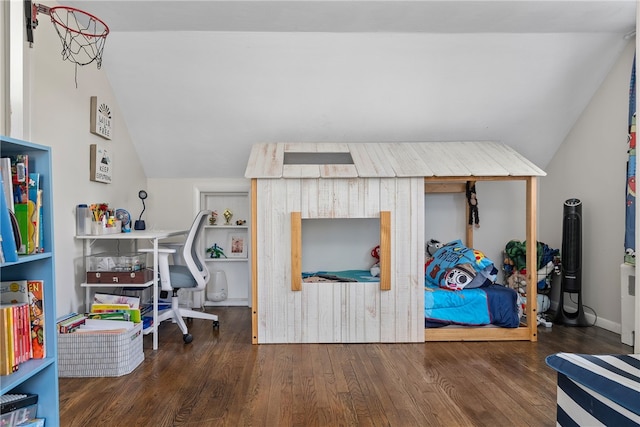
[76,204,91,236]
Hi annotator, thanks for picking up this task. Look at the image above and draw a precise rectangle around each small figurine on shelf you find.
[236,219,246,226]
[206,243,227,259]
[223,208,233,225]
[209,210,218,225]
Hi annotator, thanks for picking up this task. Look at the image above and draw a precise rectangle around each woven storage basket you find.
[57,322,144,377]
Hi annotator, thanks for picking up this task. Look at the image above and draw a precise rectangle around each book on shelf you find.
[0,280,28,304]
[27,280,45,359]
[0,157,13,213]
[10,154,28,205]
[1,281,37,365]
[2,303,32,367]
[13,204,29,255]
[27,173,41,254]
[13,172,40,255]
[17,303,31,364]
[0,304,18,375]
[0,174,18,262]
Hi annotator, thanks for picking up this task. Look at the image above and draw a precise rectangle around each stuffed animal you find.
[370,245,381,277]
[466,182,480,228]
[507,271,527,293]
[426,239,443,258]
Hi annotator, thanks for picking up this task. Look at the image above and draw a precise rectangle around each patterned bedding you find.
[424,239,520,328]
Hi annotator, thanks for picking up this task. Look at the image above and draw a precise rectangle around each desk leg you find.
[153,237,159,350]
[84,239,91,311]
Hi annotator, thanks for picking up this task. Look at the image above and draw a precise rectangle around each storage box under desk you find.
[58,323,144,377]
[86,268,154,284]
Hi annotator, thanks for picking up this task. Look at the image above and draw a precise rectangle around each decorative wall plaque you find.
[90,144,112,184]
[90,96,113,140]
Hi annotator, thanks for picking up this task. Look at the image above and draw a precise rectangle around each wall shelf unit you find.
[195,182,251,308]
[0,136,59,426]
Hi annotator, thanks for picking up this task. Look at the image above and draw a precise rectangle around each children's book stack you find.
[0,154,44,258]
[0,280,47,376]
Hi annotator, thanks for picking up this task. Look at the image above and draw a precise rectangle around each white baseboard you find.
[549,300,621,334]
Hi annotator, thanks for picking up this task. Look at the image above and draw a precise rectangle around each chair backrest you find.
[181,210,212,290]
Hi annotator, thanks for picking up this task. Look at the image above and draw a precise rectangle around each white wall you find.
[11,1,148,316]
[539,41,636,333]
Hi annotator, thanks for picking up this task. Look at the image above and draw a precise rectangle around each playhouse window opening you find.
[301,218,380,281]
[284,152,354,165]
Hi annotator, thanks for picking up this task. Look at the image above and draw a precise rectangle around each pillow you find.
[425,239,498,290]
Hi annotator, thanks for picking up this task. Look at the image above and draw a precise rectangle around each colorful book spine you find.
[57,313,87,334]
[1,283,32,364]
[0,174,18,262]
[11,154,28,205]
[21,303,32,362]
[0,305,18,375]
[26,280,45,359]
[0,157,13,213]
[90,303,141,323]
[27,173,40,254]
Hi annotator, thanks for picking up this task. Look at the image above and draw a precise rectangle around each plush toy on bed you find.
[426,239,443,259]
[370,245,381,277]
[425,239,498,290]
[443,263,478,291]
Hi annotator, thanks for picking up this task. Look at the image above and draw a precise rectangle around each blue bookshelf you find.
[1,136,59,426]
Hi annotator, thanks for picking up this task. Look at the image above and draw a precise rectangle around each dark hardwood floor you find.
[59,307,633,426]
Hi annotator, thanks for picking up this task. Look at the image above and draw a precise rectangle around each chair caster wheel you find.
[183,334,193,343]
[213,321,220,329]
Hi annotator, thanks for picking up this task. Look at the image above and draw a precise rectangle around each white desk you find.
[76,229,188,350]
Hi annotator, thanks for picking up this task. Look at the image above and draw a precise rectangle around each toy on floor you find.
[503,239,560,327]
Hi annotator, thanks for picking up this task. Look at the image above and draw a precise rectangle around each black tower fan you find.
[554,198,589,326]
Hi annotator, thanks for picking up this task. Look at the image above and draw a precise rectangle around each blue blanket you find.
[424,283,520,328]
[302,270,379,282]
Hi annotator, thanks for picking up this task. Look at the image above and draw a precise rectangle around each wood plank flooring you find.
[59,307,633,426]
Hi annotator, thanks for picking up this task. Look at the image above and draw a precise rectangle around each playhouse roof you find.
[244,141,546,179]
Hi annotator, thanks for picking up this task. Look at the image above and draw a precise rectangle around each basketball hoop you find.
[46,5,110,69]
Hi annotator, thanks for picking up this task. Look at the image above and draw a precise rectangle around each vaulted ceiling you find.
[66,1,636,178]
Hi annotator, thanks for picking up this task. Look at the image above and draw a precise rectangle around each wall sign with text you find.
[90,96,113,140]
[90,144,112,184]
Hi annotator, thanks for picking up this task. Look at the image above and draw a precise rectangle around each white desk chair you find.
[142,210,219,343]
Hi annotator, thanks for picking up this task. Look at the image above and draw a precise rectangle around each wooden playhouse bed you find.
[245,141,546,344]
[423,176,539,341]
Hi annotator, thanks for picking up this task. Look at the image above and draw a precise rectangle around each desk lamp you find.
[134,190,147,230]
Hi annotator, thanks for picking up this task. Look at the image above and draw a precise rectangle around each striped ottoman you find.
[546,353,640,426]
